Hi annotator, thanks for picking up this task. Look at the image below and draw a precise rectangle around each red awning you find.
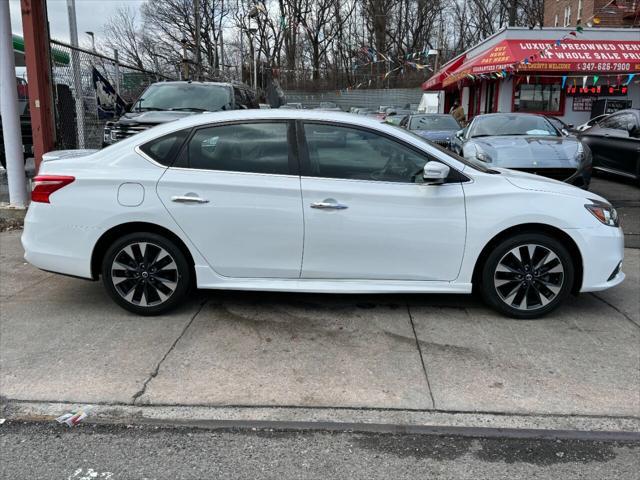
[421,55,466,90]
[443,39,640,87]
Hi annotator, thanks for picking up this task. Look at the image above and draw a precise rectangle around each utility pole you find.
[434,16,443,72]
[66,0,85,149]
[194,0,201,80]
[508,0,518,27]
[113,49,120,95]
[0,0,28,206]
[181,37,189,80]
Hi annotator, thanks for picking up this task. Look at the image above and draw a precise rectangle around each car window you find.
[604,113,636,132]
[302,123,429,183]
[469,115,558,137]
[176,122,291,174]
[139,130,189,166]
[599,115,617,129]
[409,115,460,131]
[136,83,233,112]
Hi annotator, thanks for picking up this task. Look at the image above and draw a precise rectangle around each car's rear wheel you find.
[102,232,190,315]
[480,233,574,319]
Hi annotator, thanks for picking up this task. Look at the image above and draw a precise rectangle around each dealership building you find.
[423,27,640,126]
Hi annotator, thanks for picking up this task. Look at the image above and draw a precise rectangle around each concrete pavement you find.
[1,229,639,432]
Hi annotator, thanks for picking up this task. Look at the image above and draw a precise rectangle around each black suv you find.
[103,81,258,147]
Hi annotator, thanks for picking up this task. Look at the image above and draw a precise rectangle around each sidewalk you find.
[1,230,639,433]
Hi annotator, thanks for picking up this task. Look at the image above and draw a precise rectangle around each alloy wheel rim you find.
[494,244,564,311]
[111,242,178,307]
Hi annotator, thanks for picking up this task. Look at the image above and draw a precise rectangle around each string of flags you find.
[354,45,436,76]
[455,0,635,87]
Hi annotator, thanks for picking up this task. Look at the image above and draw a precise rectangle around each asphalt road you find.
[1,422,639,480]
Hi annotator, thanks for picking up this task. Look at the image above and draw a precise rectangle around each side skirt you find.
[194,266,472,294]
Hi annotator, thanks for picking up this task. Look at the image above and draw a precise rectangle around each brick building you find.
[544,0,640,28]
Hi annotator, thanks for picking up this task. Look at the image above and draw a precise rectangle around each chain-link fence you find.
[283,88,424,111]
[49,40,175,150]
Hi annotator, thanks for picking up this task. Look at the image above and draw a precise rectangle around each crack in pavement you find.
[590,293,640,329]
[406,304,437,410]
[131,299,208,405]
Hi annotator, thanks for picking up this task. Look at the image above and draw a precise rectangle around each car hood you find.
[116,110,200,126]
[468,136,580,168]
[497,167,607,202]
[413,129,456,140]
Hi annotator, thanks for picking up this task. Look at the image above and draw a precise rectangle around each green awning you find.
[12,34,70,66]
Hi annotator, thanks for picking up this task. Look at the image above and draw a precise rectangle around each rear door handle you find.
[171,195,210,204]
[310,201,348,210]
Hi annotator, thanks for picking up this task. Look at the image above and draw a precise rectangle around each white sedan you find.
[22,110,624,319]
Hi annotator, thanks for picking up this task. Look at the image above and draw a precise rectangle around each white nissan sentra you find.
[22,110,624,318]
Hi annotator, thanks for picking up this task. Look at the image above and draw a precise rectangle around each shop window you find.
[513,82,563,115]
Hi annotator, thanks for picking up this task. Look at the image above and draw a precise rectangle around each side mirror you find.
[455,129,464,140]
[566,123,574,129]
[422,161,450,185]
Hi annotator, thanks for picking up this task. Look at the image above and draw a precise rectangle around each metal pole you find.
[194,0,201,80]
[66,0,85,149]
[113,49,120,95]
[252,32,257,90]
[0,0,28,206]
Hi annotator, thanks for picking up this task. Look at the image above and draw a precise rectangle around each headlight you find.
[476,149,492,162]
[585,201,619,227]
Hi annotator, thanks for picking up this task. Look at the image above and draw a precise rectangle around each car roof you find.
[118,109,402,146]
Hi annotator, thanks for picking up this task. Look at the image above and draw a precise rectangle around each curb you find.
[3,401,640,441]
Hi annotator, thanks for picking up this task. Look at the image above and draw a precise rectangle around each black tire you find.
[480,233,574,319]
[102,232,191,316]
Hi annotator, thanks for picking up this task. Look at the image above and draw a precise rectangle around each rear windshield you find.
[135,84,233,112]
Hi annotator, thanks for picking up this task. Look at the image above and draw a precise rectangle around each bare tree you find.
[100,0,544,89]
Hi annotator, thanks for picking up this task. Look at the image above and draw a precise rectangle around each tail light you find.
[31,175,75,203]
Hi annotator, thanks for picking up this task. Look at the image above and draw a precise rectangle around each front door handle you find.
[310,201,348,210]
[171,195,210,204]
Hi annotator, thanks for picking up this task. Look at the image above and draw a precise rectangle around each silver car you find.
[451,113,591,189]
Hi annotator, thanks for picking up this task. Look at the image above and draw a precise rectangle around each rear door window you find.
[175,122,294,175]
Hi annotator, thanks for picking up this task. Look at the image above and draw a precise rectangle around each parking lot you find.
[1,215,638,431]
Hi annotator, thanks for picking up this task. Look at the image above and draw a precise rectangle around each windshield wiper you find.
[470,134,493,138]
[169,107,208,112]
[136,106,164,112]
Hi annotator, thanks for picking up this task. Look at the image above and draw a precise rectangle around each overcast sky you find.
[9,0,145,45]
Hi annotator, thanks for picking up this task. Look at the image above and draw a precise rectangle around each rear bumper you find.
[21,204,95,279]
[563,225,625,293]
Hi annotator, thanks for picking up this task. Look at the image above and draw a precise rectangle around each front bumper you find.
[564,225,625,292]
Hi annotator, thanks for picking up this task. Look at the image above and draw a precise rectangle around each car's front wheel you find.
[480,233,574,319]
[102,232,191,315]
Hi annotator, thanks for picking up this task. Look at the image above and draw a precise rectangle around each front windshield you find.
[469,114,559,138]
[409,115,460,131]
[136,83,232,112]
[403,129,493,173]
